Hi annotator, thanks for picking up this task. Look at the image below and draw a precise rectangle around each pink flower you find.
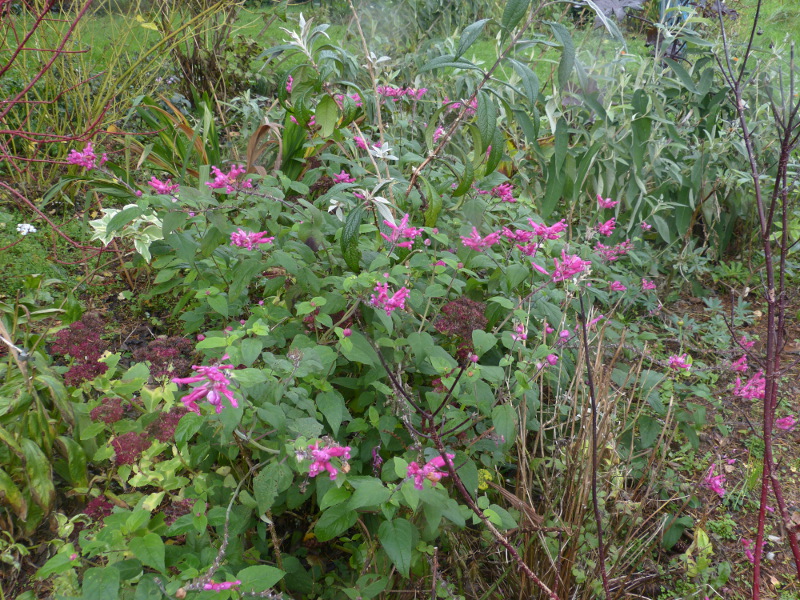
[148,176,179,195]
[381,214,423,248]
[460,227,501,251]
[610,281,627,291]
[307,442,351,480]
[511,323,527,342]
[333,170,355,184]
[731,355,748,372]
[739,335,756,349]
[668,353,691,370]
[702,464,726,497]
[491,183,515,203]
[407,454,455,490]
[370,283,410,315]
[559,330,570,339]
[595,240,633,262]
[529,218,567,240]
[286,76,293,93]
[433,126,445,143]
[230,229,274,250]
[376,85,427,101]
[342,328,352,337]
[204,580,242,592]
[641,278,657,291]
[775,415,796,431]
[733,370,765,400]
[546,354,558,365]
[551,250,591,282]
[596,218,616,236]
[206,164,253,193]
[353,136,368,150]
[641,222,652,231]
[172,357,238,414]
[597,194,618,209]
[67,142,101,170]
[544,324,554,334]
[531,262,550,277]
[741,538,765,564]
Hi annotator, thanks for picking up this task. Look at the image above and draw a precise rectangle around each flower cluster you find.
[376,85,427,101]
[333,170,355,184]
[491,183,515,203]
[730,355,748,372]
[230,229,274,251]
[90,397,125,424]
[551,250,591,282]
[286,75,293,93]
[16,223,37,235]
[511,323,527,342]
[206,164,253,193]
[433,126,445,143]
[610,281,626,291]
[67,142,106,170]
[353,136,369,150]
[461,227,501,251]
[407,454,455,490]
[668,354,691,370]
[701,463,726,497]
[148,177,179,195]
[733,370,766,400]
[594,240,633,262]
[641,278,657,291]
[741,538,766,564]
[597,194,618,209]
[443,96,477,116]
[306,441,351,480]
[172,357,238,414]
[596,218,616,236]
[370,282,410,315]
[133,336,194,381]
[52,314,109,386]
[146,407,188,442]
[776,415,796,431]
[334,92,363,107]
[381,214,423,248]
[204,581,242,592]
[111,431,150,466]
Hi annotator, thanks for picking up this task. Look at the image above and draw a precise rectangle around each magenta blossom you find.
[775,415,796,431]
[370,283,410,315]
[551,250,591,282]
[668,354,691,370]
[640,222,652,231]
[529,218,567,240]
[739,335,756,349]
[148,176,179,195]
[597,194,618,209]
[381,214,423,248]
[595,240,633,262]
[230,229,274,251]
[307,442,352,480]
[204,580,242,592]
[407,454,455,490]
[733,370,765,400]
[741,538,765,564]
[286,76,293,93]
[610,281,627,291]
[67,142,105,170]
[206,164,253,193]
[731,355,748,372]
[546,354,558,365]
[172,357,238,414]
[702,464,726,498]
[511,323,527,342]
[641,278,657,291]
[491,183,515,203]
[460,227,501,251]
[596,218,616,236]
[353,136,368,150]
[333,170,355,184]
[433,126,445,143]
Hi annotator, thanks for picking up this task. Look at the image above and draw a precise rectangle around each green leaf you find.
[456,19,489,59]
[338,330,376,366]
[378,518,415,577]
[0,466,26,520]
[476,91,496,153]
[422,178,443,228]
[664,58,697,94]
[56,436,88,488]
[548,22,575,89]
[341,206,364,272]
[206,293,229,318]
[452,158,474,197]
[663,514,693,549]
[35,548,75,580]
[492,404,517,446]
[237,565,286,592]
[107,205,144,234]
[320,486,351,511]
[128,533,165,573]
[315,503,358,542]
[554,118,568,171]
[486,129,504,175]
[541,157,564,218]
[240,338,263,367]
[509,59,539,106]
[502,0,531,31]
[316,94,340,138]
[317,391,349,436]
[638,415,661,448]
[174,412,203,445]
[21,439,54,512]
[82,567,120,600]
[472,330,497,356]
[254,462,294,514]
[348,478,390,509]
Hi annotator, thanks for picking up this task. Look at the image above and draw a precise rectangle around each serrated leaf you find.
[341,206,364,272]
[82,567,120,600]
[315,503,358,542]
[509,59,539,106]
[254,462,294,514]
[378,519,415,577]
[472,330,497,356]
[476,91,495,153]
[237,565,286,592]
[502,0,531,31]
[129,534,165,573]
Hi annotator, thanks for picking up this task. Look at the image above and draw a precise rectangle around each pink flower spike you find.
[702,463,726,497]
[286,76,293,93]
[668,353,691,370]
[172,359,237,414]
[531,261,550,277]
[610,281,627,291]
[731,355,748,372]
[739,335,756,349]
[460,227,501,251]
[511,323,527,342]
[67,142,99,170]
[333,170,355,184]
[148,176,179,195]
[551,250,591,282]
[370,283,411,315]
[559,330,570,339]
[529,219,567,240]
[353,136,368,150]
[230,229,274,251]
[733,370,765,400]
[776,415,796,431]
[597,194,619,209]
[407,453,455,490]
[206,164,253,193]
[381,214,423,248]
[640,222,652,231]
[433,126,445,143]
[491,182,515,203]
[544,324,555,334]
[204,580,242,592]
[596,218,616,236]
[307,441,352,480]
[641,278,657,291]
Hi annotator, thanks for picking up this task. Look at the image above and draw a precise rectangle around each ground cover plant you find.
[2,0,800,599]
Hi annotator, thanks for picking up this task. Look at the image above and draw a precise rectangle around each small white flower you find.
[16,223,37,236]
[328,198,345,221]
[369,142,398,161]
